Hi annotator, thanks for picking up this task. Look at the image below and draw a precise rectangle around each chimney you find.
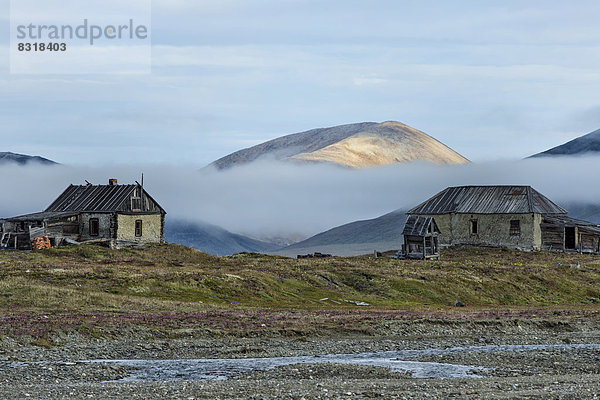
[109,178,118,186]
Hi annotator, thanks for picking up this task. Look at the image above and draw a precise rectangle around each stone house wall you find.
[79,213,113,241]
[116,213,163,244]
[414,213,542,250]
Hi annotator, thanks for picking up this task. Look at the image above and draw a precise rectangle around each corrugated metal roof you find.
[402,216,440,236]
[45,184,138,212]
[408,186,567,215]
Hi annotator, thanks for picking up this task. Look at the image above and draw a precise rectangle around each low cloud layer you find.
[1,157,599,239]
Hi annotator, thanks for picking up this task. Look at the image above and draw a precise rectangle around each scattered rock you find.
[454,300,466,307]
[343,300,371,306]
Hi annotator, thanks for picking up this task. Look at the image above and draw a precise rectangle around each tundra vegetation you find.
[0,243,599,342]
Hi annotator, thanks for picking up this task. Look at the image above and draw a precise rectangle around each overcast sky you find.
[2,0,600,165]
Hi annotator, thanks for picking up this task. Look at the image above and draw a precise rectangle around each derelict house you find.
[405,185,600,253]
[0,179,166,250]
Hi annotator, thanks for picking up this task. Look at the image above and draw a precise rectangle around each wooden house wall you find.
[1,220,34,249]
[541,224,564,250]
[1,221,27,233]
[119,188,163,213]
[541,223,600,253]
[580,232,600,253]
[404,235,424,252]
[42,219,81,243]
[7,233,32,250]
[404,234,439,259]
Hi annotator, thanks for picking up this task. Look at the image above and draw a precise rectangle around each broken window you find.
[131,198,142,210]
[510,220,521,236]
[470,219,478,235]
[89,218,99,236]
[135,220,143,237]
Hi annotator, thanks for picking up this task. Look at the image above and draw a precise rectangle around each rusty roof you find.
[44,184,165,213]
[408,186,567,215]
[402,216,440,236]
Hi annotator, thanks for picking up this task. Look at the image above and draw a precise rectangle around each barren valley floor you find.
[0,244,599,398]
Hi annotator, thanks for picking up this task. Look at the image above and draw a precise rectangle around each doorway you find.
[565,227,576,250]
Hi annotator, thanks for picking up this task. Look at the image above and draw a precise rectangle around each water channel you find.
[71,343,600,382]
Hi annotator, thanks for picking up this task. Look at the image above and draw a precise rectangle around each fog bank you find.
[0,157,598,238]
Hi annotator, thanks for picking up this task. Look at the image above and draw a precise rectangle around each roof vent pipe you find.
[109,179,118,186]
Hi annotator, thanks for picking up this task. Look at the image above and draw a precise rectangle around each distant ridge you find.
[272,202,600,258]
[209,121,469,170]
[0,152,57,166]
[530,128,600,157]
[165,219,279,256]
[273,209,407,257]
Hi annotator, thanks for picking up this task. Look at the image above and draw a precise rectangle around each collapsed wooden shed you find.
[0,211,80,250]
[402,215,440,259]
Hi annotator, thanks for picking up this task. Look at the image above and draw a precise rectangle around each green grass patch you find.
[0,243,600,315]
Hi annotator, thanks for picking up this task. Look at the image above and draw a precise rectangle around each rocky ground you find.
[0,319,599,399]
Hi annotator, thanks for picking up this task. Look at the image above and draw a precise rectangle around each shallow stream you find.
[76,343,600,382]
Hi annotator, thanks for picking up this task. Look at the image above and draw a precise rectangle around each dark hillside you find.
[531,128,600,157]
[0,152,57,165]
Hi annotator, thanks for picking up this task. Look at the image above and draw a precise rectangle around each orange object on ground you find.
[31,236,51,250]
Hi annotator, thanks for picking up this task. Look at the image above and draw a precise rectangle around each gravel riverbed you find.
[1,318,600,399]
